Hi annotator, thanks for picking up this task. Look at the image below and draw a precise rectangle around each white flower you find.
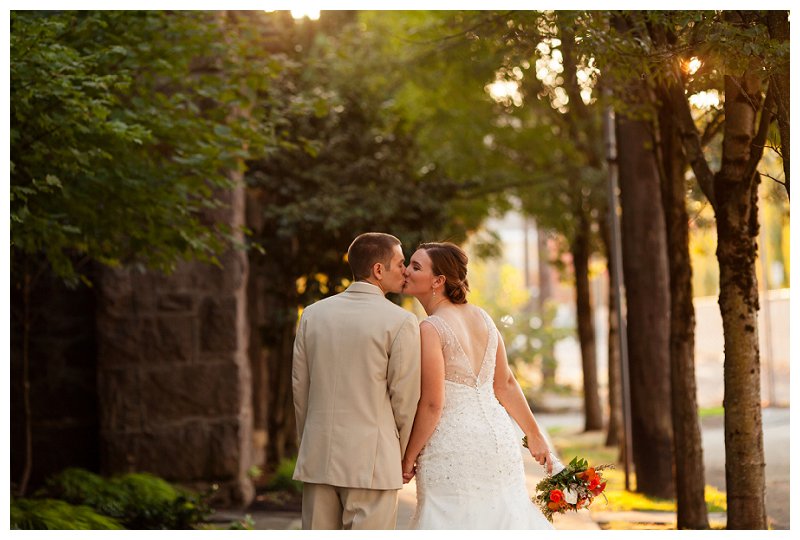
[564,486,579,505]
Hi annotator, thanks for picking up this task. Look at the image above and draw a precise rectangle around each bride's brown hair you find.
[418,242,469,304]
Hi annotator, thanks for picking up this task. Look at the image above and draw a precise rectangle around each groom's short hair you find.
[347,233,402,281]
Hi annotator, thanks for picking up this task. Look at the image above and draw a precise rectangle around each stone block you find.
[97,267,135,317]
[200,297,239,353]
[98,368,142,432]
[96,316,141,366]
[158,293,195,312]
[133,420,244,481]
[100,430,140,474]
[140,363,242,421]
[184,251,247,295]
[140,316,195,364]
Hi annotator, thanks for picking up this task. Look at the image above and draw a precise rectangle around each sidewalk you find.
[233,407,787,530]
[237,411,599,530]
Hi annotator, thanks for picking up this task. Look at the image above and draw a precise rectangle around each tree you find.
[639,17,711,528]
[599,216,624,451]
[611,15,676,496]
[657,13,779,528]
[10,11,275,282]
[245,14,465,465]
[764,11,789,198]
[373,10,608,431]
[10,10,285,495]
[594,10,786,528]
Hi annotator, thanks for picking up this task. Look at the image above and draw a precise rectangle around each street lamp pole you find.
[603,88,634,491]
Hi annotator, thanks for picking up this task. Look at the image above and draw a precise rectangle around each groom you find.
[292,232,422,529]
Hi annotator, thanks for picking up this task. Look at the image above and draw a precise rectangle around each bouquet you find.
[532,452,611,522]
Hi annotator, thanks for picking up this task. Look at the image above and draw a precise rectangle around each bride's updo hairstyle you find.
[418,242,470,304]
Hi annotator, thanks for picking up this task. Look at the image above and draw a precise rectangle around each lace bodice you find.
[422,308,497,388]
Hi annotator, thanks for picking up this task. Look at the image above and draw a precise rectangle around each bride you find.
[401,242,555,529]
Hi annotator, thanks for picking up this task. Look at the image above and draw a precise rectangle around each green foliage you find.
[248,13,464,312]
[11,498,124,530]
[10,11,286,284]
[467,254,572,377]
[227,514,255,530]
[363,11,607,253]
[266,457,303,494]
[37,467,211,529]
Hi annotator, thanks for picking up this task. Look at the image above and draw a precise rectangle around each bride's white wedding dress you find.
[409,308,554,529]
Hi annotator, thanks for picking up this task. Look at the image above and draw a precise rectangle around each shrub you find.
[37,467,211,529]
[267,457,303,494]
[11,498,123,530]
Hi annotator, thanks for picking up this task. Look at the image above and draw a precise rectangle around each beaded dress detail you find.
[409,308,553,529]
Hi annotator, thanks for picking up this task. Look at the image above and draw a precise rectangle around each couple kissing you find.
[292,232,555,530]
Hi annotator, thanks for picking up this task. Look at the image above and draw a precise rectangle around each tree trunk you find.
[765,11,789,198]
[657,96,709,529]
[247,253,270,468]
[599,217,623,450]
[715,73,767,530]
[265,310,298,467]
[616,105,675,499]
[537,227,556,387]
[246,189,300,470]
[18,269,33,497]
[572,211,603,432]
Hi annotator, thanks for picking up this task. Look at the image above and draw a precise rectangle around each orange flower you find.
[591,481,607,496]
[549,489,564,503]
[589,476,601,490]
[548,501,561,511]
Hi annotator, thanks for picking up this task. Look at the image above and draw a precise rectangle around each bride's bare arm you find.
[401,321,445,482]
[493,332,553,473]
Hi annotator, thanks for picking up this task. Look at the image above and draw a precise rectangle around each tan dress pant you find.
[301,483,399,530]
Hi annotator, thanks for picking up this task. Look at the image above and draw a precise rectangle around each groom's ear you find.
[371,261,384,280]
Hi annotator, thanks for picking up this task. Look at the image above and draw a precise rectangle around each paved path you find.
[241,415,598,530]
[537,407,790,530]
[238,407,789,530]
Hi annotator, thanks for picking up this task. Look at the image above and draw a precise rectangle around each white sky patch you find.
[689,90,721,110]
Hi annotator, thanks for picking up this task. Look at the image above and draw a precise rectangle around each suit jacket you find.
[292,281,421,490]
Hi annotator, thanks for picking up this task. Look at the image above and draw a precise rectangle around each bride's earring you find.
[432,289,436,298]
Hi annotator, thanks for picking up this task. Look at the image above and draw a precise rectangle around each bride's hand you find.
[525,432,553,474]
[402,458,417,483]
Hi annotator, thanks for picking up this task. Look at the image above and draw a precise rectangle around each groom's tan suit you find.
[292,281,421,529]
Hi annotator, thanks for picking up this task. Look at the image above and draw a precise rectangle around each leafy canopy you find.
[10,11,283,284]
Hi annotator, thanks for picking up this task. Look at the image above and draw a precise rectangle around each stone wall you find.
[95,181,255,507]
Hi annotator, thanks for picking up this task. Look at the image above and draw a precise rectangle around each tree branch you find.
[700,109,725,147]
[759,170,786,189]
[745,82,775,184]
[667,77,717,209]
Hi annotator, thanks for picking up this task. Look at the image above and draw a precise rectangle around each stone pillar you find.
[96,180,254,507]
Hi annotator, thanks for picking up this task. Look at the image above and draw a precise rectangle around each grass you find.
[549,427,727,517]
[699,406,725,418]
[599,521,727,530]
